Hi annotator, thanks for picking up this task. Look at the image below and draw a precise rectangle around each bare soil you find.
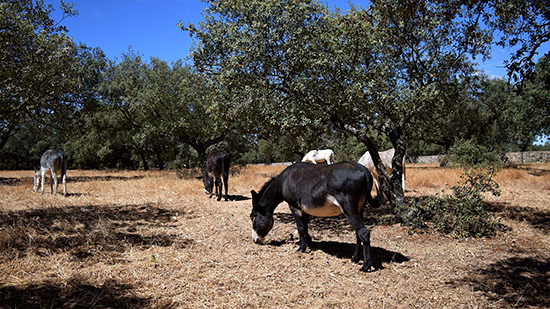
[0,164,549,308]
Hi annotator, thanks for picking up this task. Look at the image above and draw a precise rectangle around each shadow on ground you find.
[272,213,409,269]
[316,242,409,269]
[1,175,145,187]
[0,177,22,186]
[0,276,175,309]
[488,202,550,234]
[451,256,550,308]
[68,175,145,183]
[206,194,250,202]
[0,204,192,262]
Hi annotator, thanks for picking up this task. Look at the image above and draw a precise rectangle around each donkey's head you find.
[250,190,274,245]
[197,170,213,194]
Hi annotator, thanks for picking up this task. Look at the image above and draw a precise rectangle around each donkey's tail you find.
[366,187,381,208]
[364,170,381,209]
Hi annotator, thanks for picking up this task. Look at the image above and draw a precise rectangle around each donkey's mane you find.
[258,177,277,198]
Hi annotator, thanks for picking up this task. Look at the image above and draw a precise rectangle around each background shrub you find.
[444,139,502,168]
[400,166,502,238]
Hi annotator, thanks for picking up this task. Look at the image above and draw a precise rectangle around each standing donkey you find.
[200,151,231,201]
[33,149,68,195]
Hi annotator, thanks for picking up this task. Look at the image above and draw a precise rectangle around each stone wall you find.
[500,151,550,164]
[410,155,443,164]
[410,151,550,164]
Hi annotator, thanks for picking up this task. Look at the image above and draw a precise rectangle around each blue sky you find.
[48,0,549,78]
[47,0,369,64]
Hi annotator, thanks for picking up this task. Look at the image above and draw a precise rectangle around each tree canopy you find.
[182,0,511,206]
[0,0,548,175]
[0,0,83,150]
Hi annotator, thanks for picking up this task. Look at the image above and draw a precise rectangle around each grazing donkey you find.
[200,151,231,201]
[250,161,378,272]
[33,149,68,195]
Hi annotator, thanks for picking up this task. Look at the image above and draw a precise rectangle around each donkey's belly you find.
[300,195,342,217]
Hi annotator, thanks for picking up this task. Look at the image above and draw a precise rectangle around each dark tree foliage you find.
[0,0,82,150]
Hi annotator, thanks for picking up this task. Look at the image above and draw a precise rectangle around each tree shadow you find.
[488,202,550,234]
[451,257,550,308]
[0,177,21,186]
[0,204,193,262]
[67,175,145,183]
[514,166,550,176]
[1,175,145,187]
[0,276,175,309]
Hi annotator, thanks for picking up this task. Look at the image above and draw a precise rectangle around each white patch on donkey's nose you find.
[252,230,264,245]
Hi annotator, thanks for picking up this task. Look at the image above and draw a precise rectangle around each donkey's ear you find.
[251,190,259,207]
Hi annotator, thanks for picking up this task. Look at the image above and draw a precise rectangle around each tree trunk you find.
[154,148,165,170]
[387,128,406,206]
[138,148,149,171]
[195,146,208,172]
[330,117,406,209]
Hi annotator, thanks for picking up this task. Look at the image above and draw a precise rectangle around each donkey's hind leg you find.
[339,195,374,272]
[214,173,222,201]
[62,173,67,195]
[51,171,58,194]
[223,171,229,201]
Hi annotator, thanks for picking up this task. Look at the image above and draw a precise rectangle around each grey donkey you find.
[33,149,68,195]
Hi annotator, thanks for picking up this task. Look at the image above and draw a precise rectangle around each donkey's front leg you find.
[289,205,312,252]
[62,173,67,195]
[40,172,46,194]
[352,231,363,264]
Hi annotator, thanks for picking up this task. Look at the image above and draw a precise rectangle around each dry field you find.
[0,163,549,308]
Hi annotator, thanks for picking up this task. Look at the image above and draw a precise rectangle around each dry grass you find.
[1,163,549,308]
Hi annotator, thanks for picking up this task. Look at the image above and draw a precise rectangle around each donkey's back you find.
[280,161,374,217]
[40,149,67,172]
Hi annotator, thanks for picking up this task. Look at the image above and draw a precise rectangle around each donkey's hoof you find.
[296,246,307,253]
[360,265,376,272]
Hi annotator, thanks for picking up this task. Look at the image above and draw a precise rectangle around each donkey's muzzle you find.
[251,230,264,245]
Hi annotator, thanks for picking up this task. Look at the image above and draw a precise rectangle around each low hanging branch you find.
[174,126,233,168]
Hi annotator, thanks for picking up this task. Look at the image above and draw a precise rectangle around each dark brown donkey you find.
[200,151,231,201]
